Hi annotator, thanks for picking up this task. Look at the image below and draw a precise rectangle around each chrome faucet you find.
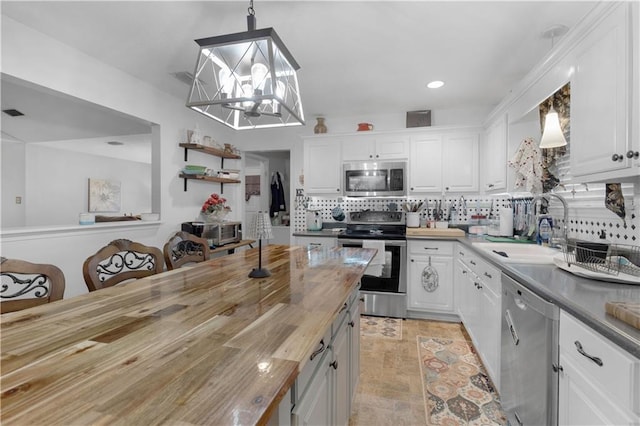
[458,195,467,215]
[531,193,569,247]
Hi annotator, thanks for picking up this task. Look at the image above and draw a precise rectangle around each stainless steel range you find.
[338,211,406,319]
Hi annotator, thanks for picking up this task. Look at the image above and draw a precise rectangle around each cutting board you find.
[406,227,465,237]
[605,302,640,330]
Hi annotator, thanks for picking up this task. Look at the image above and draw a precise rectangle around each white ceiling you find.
[1,0,597,139]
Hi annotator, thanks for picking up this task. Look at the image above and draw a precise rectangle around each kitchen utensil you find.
[387,202,398,211]
[331,206,345,221]
[306,208,323,231]
[421,256,439,292]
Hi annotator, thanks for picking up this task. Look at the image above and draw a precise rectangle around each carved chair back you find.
[163,231,211,270]
[1,257,66,314]
[82,239,164,292]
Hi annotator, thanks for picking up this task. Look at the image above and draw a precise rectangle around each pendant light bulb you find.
[251,63,269,93]
[219,68,235,98]
[539,107,567,148]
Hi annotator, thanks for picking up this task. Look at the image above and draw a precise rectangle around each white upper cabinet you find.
[482,115,508,192]
[409,134,443,192]
[409,129,479,193]
[303,138,342,194]
[341,134,409,161]
[442,132,479,192]
[571,3,636,180]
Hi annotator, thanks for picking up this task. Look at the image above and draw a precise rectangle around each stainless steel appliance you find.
[343,161,407,197]
[501,273,560,426]
[337,211,406,318]
[181,221,241,246]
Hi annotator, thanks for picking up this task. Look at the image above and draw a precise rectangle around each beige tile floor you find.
[349,318,469,426]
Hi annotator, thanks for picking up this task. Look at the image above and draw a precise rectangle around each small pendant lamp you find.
[539,102,567,149]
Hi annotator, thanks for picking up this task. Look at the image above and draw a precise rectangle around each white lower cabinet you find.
[292,288,359,426]
[408,240,454,314]
[558,311,640,425]
[455,243,502,389]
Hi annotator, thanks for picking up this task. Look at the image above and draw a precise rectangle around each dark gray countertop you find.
[457,236,640,358]
[293,229,345,238]
[295,231,640,357]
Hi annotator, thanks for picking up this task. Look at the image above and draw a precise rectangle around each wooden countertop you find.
[1,244,375,425]
[406,227,466,237]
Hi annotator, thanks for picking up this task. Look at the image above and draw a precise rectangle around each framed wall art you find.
[88,178,121,212]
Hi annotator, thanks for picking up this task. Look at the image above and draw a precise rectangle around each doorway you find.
[244,150,291,245]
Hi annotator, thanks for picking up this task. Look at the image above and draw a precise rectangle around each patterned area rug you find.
[360,315,402,340]
[417,336,507,425]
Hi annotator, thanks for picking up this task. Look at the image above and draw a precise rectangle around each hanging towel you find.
[508,137,544,194]
[270,171,286,218]
[362,240,385,277]
[605,183,626,226]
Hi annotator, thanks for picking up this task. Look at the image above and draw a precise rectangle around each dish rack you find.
[562,241,640,278]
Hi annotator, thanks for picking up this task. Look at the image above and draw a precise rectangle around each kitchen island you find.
[1,244,375,425]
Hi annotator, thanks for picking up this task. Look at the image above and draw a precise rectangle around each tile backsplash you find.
[294,183,638,246]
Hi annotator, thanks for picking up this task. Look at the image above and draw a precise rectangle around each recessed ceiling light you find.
[106,141,124,146]
[427,81,445,89]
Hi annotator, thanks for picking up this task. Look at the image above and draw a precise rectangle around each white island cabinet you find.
[292,287,360,426]
[558,311,640,425]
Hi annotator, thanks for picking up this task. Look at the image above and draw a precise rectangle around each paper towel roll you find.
[500,207,514,237]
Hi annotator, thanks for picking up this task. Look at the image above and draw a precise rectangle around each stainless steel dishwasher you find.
[500,273,560,426]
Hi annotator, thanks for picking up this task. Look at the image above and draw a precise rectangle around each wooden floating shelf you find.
[179,173,241,192]
[179,143,242,160]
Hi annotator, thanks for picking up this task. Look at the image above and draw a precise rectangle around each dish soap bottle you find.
[537,215,553,246]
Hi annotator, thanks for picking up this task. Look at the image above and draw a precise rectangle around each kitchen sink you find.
[472,242,561,264]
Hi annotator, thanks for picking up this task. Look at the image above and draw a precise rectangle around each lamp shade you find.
[539,107,567,149]
[247,212,273,240]
[186,27,304,130]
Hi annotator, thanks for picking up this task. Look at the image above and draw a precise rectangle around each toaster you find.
[181,221,241,246]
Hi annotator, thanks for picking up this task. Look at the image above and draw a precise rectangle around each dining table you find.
[1,244,375,425]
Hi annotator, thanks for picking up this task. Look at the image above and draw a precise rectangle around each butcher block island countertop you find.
[1,244,375,425]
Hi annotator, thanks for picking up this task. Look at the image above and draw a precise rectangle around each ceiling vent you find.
[171,71,206,87]
[2,109,24,117]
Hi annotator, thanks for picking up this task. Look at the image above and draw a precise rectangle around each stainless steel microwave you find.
[343,161,407,197]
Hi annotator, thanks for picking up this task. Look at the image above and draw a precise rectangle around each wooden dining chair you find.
[163,231,210,270]
[82,239,164,292]
[1,257,66,314]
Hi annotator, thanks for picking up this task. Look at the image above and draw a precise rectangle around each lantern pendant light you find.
[186,0,304,130]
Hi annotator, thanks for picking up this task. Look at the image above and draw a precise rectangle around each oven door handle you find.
[338,239,406,247]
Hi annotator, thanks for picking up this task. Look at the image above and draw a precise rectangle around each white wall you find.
[24,144,151,226]
[1,16,239,297]
[1,141,26,227]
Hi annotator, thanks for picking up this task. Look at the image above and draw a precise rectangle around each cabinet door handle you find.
[310,339,326,361]
[627,150,640,159]
[574,341,603,366]
[552,363,563,373]
[336,188,340,192]
[424,247,439,251]
[611,153,624,162]
[348,320,355,327]
[340,302,348,313]
[484,272,492,279]
[488,183,494,188]
[470,260,476,266]
[459,251,465,256]
[461,270,467,274]
[330,360,338,370]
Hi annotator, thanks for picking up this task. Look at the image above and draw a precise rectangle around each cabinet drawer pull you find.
[310,339,326,361]
[348,320,355,327]
[470,260,476,266]
[484,272,492,279]
[459,251,465,256]
[423,247,439,250]
[574,340,603,367]
[340,302,348,313]
[627,150,639,159]
[462,270,467,274]
[330,360,338,370]
[552,363,563,373]
[611,153,624,162]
